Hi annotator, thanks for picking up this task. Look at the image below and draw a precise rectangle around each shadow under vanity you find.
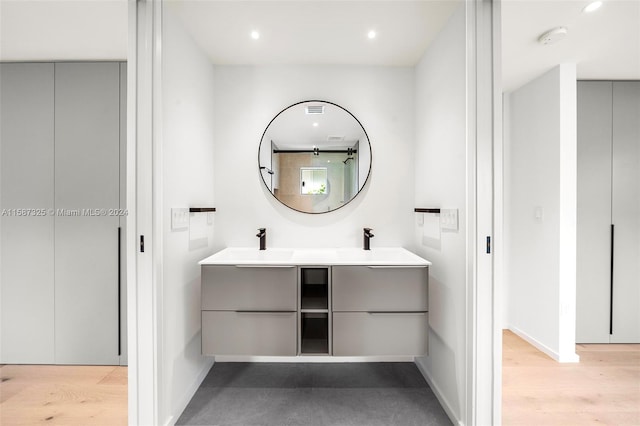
[199,248,430,358]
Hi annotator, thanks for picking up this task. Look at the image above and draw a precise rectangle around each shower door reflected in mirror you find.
[259,100,371,214]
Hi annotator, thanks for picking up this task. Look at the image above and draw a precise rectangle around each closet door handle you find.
[609,224,614,335]
[118,226,122,356]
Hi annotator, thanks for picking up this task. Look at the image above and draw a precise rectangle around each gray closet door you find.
[610,82,640,343]
[54,63,121,364]
[576,81,613,343]
[577,81,640,344]
[0,63,56,363]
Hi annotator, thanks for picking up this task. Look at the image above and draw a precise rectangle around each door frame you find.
[465,1,502,425]
[126,0,502,424]
[126,0,163,424]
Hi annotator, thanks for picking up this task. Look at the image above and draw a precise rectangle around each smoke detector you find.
[538,27,568,45]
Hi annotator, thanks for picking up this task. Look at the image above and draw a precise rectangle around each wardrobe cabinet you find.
[576,81,640,343]
[0,62,127,364]
[0,63,56,364]
[54,63,122,364]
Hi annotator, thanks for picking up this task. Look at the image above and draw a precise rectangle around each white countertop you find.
[198,247,431,266]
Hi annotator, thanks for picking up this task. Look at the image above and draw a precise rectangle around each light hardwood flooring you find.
[0,364,127,426]
[503,330,640,426]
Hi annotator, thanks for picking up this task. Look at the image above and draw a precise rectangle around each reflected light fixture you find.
[367,30,376,39]
[251,30,260,40]
[313,122,319,127]
[583,1,603,12]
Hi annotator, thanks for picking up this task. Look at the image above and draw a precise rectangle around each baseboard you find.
[509,326,580,363]
[163,358,215,426]
[414,359,464,426]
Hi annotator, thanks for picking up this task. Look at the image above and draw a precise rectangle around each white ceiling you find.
[502,0,640,92]
[0,0,638,91]
[167,0,461,66]
[0,0,128,61]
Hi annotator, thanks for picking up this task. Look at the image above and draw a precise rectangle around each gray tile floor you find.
[176,363,452,426]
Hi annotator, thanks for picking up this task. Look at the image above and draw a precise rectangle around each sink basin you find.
[199,248,294,265]
[335,248,430,265]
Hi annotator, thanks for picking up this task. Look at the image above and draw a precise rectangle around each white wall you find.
[160,8,216,425]
[212,65,415,250]
[504,64,578,362]
[412,5,467,424]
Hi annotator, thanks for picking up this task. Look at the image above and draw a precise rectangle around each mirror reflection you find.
[259,101,371,214]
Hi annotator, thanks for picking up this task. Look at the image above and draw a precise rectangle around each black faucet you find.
[256,228,266,250]
[363,228,374,250]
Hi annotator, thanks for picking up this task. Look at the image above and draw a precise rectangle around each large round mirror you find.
[258,100,371,214]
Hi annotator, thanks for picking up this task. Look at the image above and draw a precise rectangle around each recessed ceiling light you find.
[583,1,603,13]
[313,122,319,127]
[251,31,260,40]
[367,30,376,40]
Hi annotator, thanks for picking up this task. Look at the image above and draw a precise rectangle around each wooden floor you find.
[0,364,127,426]
[503,330,640,426]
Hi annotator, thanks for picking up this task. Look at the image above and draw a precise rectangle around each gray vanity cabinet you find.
[332,266,429,356]
[202,311,297,356]
[332,266,428,312]
[202,266,297,311]
[201,266,298,355]
[333,312,428,356]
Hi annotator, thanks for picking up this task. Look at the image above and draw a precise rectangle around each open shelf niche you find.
[299,267,331,355]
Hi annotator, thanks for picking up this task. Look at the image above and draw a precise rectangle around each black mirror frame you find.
[258,100,372,214]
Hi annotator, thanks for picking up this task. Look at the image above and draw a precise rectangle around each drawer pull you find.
[366,265,427,269]
[367,311,426,316]
[234,265,296,268]
[235,310,295,314]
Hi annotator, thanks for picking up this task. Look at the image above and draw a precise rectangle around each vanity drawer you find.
[202,311,297,356]
[333,312,428,356]
[202,265,297,311]
[332,266,428,312]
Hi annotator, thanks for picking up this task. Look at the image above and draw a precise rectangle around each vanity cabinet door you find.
[332,266,428,312]
[202,311,297,356]
[202,266,297,311]
[333,312,428,356]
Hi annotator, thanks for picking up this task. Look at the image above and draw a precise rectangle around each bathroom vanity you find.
[199,248,430,358]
